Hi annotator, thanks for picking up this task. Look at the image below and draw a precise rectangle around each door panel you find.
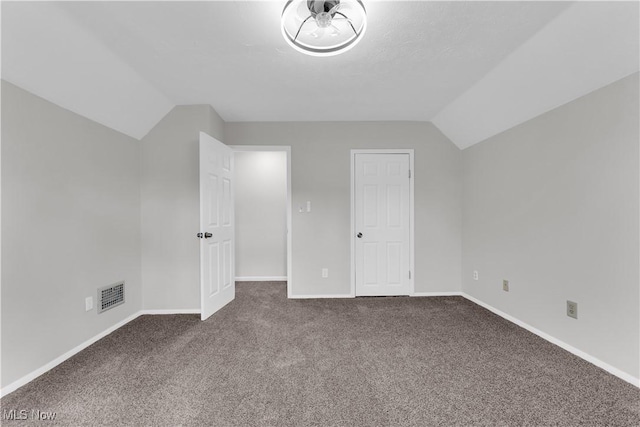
[207,243,220,296]
[355,153,411,296]
[364,185,378,226]
[208,175,219,226]
[200,132,234,320]
[223,240,232,289]
[386,242,402,285]
[387,184,402,227]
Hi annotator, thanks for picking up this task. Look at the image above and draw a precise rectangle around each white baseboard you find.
[5,295,635,399]
[140,309,200,315]
[1,310,143,398]
[412,291,462,297]
[0,307,203,398]
[290,292,463,299]
[462,293,640,388]
[288,293,354,299]
[235,276,287,282]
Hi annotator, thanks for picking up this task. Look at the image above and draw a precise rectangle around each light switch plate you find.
[85,296,93,312]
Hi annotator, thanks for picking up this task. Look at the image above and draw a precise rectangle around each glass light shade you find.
[281,0,367,57]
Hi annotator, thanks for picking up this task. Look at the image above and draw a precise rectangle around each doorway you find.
[351,150,414,296]
[231,146,292,295]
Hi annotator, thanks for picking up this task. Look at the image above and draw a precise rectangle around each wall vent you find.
[98,281,125,313]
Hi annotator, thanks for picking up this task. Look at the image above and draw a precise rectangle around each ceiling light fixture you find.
[281,0,367,57]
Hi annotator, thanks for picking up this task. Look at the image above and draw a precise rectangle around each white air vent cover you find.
[98,281,125,313]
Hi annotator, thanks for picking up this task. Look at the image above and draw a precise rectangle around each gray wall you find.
[235,151,287,279]
[226,122,462,296]
[140,105,225,310]
[461,73,639,378]
[3,73,637,389]
[1,81,142,388]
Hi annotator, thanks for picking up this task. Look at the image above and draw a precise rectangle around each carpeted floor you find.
[1,281,638,426]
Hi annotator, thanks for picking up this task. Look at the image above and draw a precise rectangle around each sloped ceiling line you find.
[432,1,640,149]
[2,1,638,148]
[1,2,174,140]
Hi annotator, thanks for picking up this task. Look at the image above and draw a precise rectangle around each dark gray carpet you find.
[2,282,638,426]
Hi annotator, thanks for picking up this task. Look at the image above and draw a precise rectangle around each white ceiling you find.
[2,1,638,147]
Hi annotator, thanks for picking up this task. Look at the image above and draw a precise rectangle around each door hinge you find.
[409,270,412,279]
[408,169,412,179]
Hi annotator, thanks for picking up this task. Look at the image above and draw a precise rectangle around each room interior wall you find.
[225,122,462,296]
[234,151,287,280]
[461,72,639,379]
[1,81,142,389]
[140,105,224,310]
[4,70,636,392]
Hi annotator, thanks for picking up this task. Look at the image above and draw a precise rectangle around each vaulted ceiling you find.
[2,1,638,148]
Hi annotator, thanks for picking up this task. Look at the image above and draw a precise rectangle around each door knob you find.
[197,232,213,239]
[357,232,363,238]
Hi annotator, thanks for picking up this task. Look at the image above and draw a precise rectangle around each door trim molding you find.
[229,145,292,297]
[350,149,415,298]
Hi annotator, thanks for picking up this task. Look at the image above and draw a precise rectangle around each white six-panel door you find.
[354,153,411,296]
[199,132,235,320]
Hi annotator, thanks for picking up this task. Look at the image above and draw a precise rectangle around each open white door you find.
[199,132,235,320]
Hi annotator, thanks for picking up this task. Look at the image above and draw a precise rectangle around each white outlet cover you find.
[85,296,93,311]
[567,300,578,319]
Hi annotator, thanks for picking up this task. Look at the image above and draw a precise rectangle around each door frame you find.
[229,145,293,297]
[350,149,415,297]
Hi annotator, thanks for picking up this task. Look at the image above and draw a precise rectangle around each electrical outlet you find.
[473,270,479,281]
[85,296,93,312]
[503,280,509,292]
[321,268,328,278]
[567,300,578,319]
